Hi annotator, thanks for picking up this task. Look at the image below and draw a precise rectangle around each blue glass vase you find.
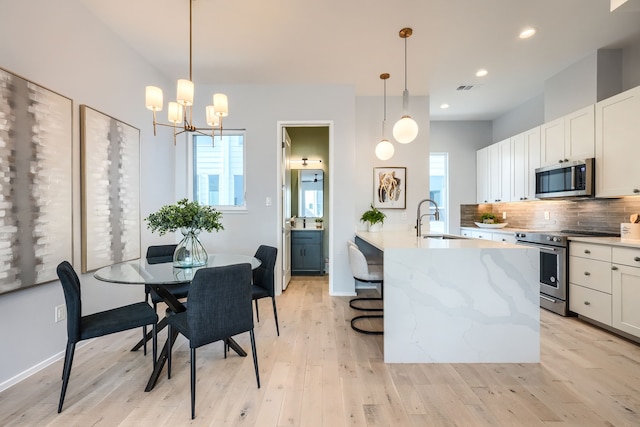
[173,228,208,268]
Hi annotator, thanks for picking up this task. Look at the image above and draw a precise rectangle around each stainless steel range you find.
[514,229,619,316]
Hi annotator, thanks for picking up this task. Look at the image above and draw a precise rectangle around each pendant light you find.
[375,73,395,161]
[392,27,418,144]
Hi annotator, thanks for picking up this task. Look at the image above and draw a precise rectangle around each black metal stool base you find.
[349,297,383,312]
[350,314,383,335]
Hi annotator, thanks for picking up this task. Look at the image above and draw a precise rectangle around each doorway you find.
[278,123,331,293]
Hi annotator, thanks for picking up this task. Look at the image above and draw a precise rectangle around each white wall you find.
[172,84,357,296]
[492,95,544,143]
[0,0,175,389]
[355,96,430,232]
[430,121,493,234]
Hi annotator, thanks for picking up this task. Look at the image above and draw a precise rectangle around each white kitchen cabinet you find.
[569,242,612,325]
[487,139,510,203]
[470,230,492,241]
[595,85,640,197]
[541,105,595,167]
[611,247,640,338]
[460,228,473,238]
[511,126,541,202]
[476,147,489,204]
[491,232,516,244]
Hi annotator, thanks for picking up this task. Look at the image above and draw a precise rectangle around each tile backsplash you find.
[461,197,640,232]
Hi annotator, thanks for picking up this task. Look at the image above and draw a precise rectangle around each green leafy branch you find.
[145,198,224,236]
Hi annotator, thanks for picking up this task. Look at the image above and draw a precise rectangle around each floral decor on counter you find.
[145,199,224,268]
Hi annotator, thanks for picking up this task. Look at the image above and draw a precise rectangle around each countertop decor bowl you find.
[474,222,508,229]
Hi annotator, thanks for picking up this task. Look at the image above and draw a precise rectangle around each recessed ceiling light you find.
[440,103,450,109]
[475,69,488,77]
[519,27,536,39]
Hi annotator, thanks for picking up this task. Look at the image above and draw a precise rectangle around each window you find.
[429,153,448,233]
[193,132,245,209]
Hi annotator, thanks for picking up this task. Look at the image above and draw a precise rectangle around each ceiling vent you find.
[456,85,474,91]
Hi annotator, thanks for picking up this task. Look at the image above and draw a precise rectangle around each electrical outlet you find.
[502,211,507,219]
[401,212,407,220]
[544,211,550,220]
[55,304,66,323]
[265,197,272,206]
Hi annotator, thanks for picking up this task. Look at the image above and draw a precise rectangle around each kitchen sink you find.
[422,234,466,240]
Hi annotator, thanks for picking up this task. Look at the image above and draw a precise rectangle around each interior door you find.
[282,128,292,290]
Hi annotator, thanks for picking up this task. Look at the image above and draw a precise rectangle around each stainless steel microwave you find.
[535,158,594,199]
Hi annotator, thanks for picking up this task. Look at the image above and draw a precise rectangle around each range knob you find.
[546,236,552,241]
[554,237,561,242]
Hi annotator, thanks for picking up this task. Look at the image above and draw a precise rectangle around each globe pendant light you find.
[375,73,394,161]
[392,27,418,144]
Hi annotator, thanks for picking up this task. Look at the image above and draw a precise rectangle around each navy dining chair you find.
[56,261,158,413]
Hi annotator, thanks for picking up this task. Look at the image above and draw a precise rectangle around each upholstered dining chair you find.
[251,245,279,336]
[141,244,187,354]
[166,263,260,419]
[347,243,384,335]
[56,261,158,413]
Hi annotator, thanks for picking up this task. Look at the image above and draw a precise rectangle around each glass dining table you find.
[94,253,261,392]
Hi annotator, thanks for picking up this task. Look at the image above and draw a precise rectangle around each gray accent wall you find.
[430,121,492,234]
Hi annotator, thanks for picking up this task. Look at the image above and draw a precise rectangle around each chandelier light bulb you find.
[167,102,183,124]
[213,93,229,117]
[375,139,395,160]
[145,86,163,111]
[206,106,220,127]
[393,116,418,144]
[176,79,194,106]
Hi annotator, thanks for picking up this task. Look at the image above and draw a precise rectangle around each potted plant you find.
[145,198,224,268]
[315,218,324,229]
[480,213,496,224]
[360,204,386,232]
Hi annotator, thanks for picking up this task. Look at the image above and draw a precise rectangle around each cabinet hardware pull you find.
[635,257,640,262]
[564,159,568,162]
[634,189,640,194]
[584,250,591,254]
[612,266,618,270]
[584,301,590,306]
[584,272,590,276]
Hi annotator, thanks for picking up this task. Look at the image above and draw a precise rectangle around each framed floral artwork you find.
[373,167,406,209]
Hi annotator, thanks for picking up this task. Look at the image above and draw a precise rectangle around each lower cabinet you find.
[612,247,640,337]
[291,230,323,275]
[568,241,640,339]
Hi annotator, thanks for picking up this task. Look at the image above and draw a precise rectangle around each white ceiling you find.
[77,0,640,120]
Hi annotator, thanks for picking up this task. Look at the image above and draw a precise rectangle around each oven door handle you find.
[540,294,557,303]
[516,241,560,252]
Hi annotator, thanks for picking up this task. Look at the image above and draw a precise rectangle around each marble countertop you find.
[355,230,521,251]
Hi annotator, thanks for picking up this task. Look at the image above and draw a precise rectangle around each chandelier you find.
[144,0,228,144]
[392,27,418,144]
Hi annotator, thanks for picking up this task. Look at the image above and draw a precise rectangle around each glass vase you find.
[173,228,208,268]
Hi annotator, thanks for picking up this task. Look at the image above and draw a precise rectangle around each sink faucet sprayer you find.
[416,199,440,236]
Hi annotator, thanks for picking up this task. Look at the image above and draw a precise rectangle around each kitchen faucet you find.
[416,199,440,236]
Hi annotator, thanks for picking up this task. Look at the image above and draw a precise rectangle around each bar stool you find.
[347,242,383,335]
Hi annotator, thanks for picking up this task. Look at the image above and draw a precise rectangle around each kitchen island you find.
[355,230,540,363]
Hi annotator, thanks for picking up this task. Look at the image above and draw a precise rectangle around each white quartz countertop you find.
[355,230,522,251]
[568,236,640,249]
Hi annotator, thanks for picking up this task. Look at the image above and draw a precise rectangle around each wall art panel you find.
[81,105,140,272]
[0,67,73,295]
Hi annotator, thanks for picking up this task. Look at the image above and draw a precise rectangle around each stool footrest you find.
[350,315,383,335]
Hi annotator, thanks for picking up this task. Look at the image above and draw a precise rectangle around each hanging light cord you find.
[382,76,387,136]
[403,36,408,91]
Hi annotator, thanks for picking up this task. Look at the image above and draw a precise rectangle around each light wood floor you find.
[2,275,640,426]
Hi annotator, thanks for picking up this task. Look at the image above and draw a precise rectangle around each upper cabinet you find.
[541,105,595,166]
[595,85,640,197]
[511,126,541,202]
[485,139,510,203]
[476,147,489,204]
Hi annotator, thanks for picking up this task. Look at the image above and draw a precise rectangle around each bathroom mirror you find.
[291,169,323,218]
